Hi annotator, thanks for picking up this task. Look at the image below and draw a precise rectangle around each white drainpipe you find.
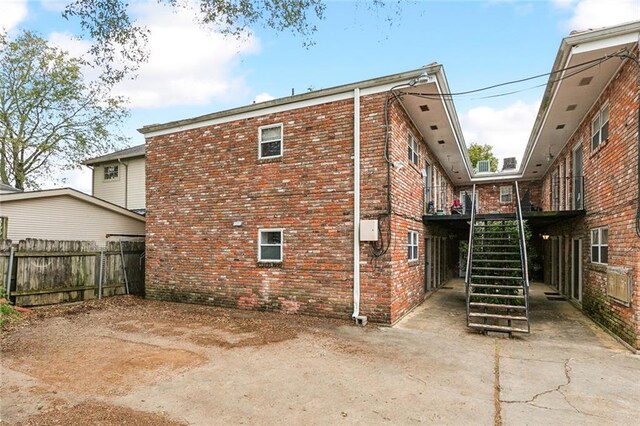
[352,88,366,325]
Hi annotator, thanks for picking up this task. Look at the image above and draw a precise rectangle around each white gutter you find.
[352,87,363,323]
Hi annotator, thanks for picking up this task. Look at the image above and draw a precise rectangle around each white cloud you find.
[0,0,28,32]
[460,100,540,168]
[253,92,275,103]
[47,1,261,108]
[113,1,261,108]
[555,0,640,31]
[40,0,67,12]
[40,167,93,194]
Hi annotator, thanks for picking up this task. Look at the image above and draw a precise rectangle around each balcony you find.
[422,178,585,229]
[549,175,584,212]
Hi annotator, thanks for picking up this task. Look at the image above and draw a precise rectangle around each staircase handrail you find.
[514,181,529,288]
[464,184,477,324]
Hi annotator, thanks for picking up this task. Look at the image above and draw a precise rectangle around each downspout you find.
[352,88,367,325]
[118,159,128,209]
[86,165,94,196]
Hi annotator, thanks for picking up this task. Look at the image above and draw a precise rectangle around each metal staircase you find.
[464,183,530,335]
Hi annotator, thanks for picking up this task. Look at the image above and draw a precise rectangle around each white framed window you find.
[408,132,419,166]
[590,227,608,264]
[103,165,119,181]
[407,230,419,261]
[591,103,609,151]
[499,186,513,203]
[259,124,283,159]
[258,228,283,262]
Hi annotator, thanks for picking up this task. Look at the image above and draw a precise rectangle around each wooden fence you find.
[1,239,145,306]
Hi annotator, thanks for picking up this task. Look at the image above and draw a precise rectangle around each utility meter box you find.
[360,220,379,241]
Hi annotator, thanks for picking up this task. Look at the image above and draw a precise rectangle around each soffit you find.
[398,80,472,184]
[521,28,639,179]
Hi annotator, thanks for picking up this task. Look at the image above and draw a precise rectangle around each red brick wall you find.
[541,57,640,349]
[146,98,363,320]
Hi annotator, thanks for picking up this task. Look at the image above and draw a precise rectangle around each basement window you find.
[407,230,419,261]
[259,124,283,159]
[499,186,513,204]
[259,229,283,262]
[591,103,609,151]
[591,227,608,265]
[103,165,119,181]
[408,132,419,166]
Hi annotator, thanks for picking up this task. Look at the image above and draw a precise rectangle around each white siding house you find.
[84,144,146,212]
[0,188,145,246]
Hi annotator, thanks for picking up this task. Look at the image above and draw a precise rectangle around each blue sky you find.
[2,0,639,192]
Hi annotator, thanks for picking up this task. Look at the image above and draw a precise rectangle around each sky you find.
[1,0,639,194]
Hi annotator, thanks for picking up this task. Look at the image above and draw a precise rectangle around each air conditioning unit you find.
[477,160,490,173]
[502,157,517,170]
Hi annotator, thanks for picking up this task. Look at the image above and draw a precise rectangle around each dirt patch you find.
[4,336,204,396]
[16,400,186,425]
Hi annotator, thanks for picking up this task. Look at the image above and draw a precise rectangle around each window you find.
[259,124,283,159]
[259,229,283,262]
[104,165,119,181]
[591,227,608,264]
[408,132,419,166]
[0,217,7,239]
[407,230,418,261]
[477,160,490,173]
[499,186,513,203]
[591,103,609,150]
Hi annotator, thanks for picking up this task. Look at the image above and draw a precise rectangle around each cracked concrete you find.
[487,282,640,425]
[2,279,638,425]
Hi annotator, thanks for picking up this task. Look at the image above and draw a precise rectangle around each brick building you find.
[140,22,639,349]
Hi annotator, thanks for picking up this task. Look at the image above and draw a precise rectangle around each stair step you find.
[473,244,519,248]
[472,259,521,263]
[469,302,527,310]
[472,252,520,256]
[472,267,521,272]
[470,283,524,289]
[471,275,523,280]
[468,323,529,333]
[473,230,517,233]
[469,293,524,299]
[468,313,528,321]
[473,236,514,240]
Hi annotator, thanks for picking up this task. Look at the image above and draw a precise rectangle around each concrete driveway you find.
[1,279,638,425]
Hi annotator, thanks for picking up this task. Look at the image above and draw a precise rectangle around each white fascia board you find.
[469,173,524,183]
[572,32,639,54]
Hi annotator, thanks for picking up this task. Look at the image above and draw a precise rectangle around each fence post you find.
[119,241,129,295]
[98,249,104,299]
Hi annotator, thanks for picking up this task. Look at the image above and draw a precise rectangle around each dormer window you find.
[104,165,119,181]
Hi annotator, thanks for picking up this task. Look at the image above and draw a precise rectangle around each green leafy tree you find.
[467,143,498,172]
[0,31,128,190]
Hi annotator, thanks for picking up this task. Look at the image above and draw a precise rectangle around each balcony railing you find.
[424,185,450,215]
[549,175,584,211]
